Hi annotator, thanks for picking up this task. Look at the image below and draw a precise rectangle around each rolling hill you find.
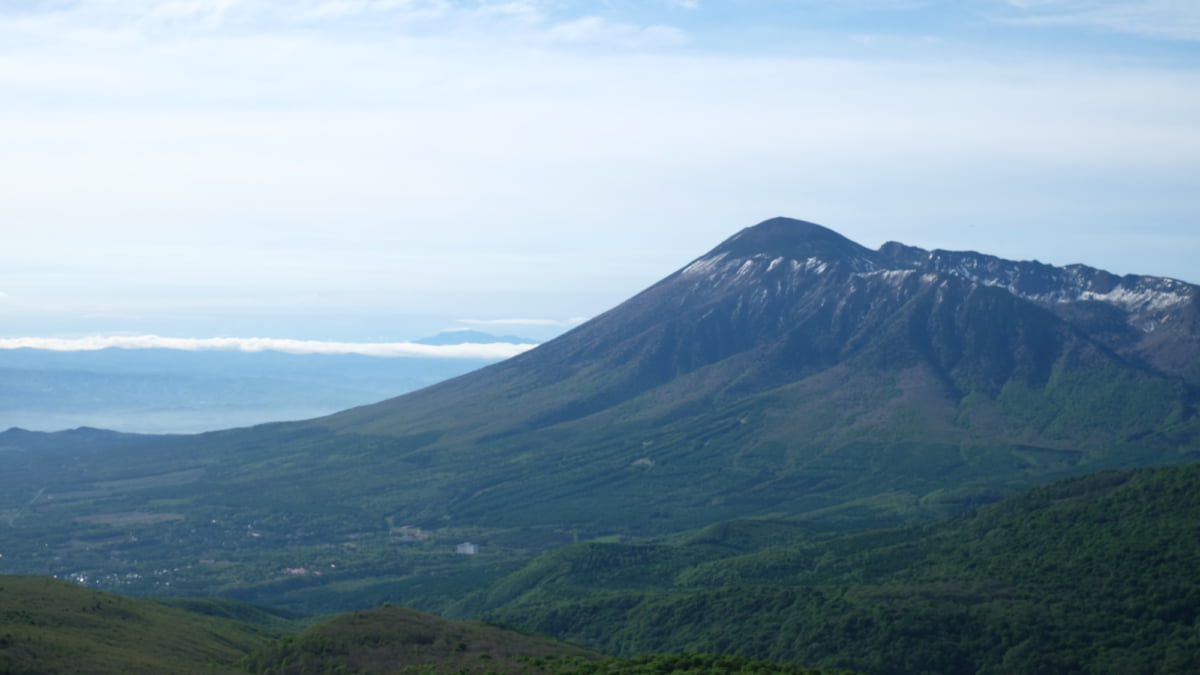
[0,573,851,675]
[0,574,292,674]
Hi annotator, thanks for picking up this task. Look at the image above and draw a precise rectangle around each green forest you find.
[4,461,1200,674]
[472,462,1200,674]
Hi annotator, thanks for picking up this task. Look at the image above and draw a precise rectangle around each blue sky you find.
[2,0,1198,348]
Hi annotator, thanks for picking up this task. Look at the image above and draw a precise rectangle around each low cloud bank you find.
[0,335,536,359]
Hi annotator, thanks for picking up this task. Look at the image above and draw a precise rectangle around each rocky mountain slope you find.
[879,236,1200,383]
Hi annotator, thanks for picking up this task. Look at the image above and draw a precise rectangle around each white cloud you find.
[0,0,677,47]
[0,335,536,359]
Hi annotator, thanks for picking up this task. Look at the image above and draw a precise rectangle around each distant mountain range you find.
[414,330,536,346]
[0,217,1196,619]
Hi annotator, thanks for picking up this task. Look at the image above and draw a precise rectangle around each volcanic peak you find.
[709,217,876,267]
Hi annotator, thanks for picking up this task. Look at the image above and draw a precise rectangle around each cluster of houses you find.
[393,522,478,554]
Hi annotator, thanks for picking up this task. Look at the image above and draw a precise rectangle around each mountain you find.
[316,217,1199,528]
[333,218,1198,434]
[0,217,1197,614]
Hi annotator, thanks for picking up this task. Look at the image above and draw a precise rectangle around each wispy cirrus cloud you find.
[295,0,452,22]
[543,16,687,48]
[0,0,682,47]
[1000,0,1200,41]
[0,335,536,359]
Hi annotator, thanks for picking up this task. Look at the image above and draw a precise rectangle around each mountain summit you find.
[707,217,875,264]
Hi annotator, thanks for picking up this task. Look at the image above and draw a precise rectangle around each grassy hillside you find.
[0,575,293,674]
[479,462,1200,674]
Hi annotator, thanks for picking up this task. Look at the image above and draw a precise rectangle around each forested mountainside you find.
[476,461,1200,674]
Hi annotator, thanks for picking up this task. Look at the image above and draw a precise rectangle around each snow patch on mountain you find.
[897,248,1194,329]
[858,268,917,284]
[1076,285,1190,314]
[682,252,849,292]
[680,252,731,278]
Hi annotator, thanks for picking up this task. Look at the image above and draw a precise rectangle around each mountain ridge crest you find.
[682,218,1196,341]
